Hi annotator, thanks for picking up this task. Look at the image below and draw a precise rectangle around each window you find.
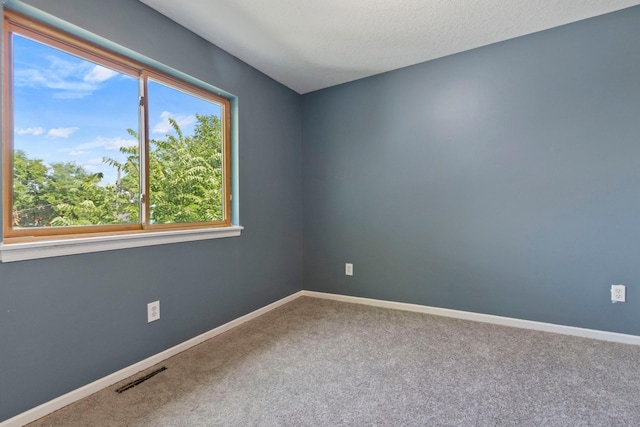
[2,11,231,244]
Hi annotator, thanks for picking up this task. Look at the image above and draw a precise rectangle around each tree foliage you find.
[149,114,224,224]
[12,114,224,228]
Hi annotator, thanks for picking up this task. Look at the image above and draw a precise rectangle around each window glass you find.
[11,33,140,228]
[147,78,225,225]
[3,11,232,241]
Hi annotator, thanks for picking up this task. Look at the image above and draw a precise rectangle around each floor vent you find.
[115,366,167,393]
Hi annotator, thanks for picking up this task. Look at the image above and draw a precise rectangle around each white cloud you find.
[16,67,94,92]
[74,140,106,150]
[84,65,118,83]
[87,158,105,165]
[48,127,79,138]
[16,127,45,136]
[152,111,196,134]
[69,150,89,156]
[14,55,117,98]
[104,137,138,151]
[52,91,94,100]
[75,136,137,151]
[83,164,98,172]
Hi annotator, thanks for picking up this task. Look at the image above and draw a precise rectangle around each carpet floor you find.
[28,296,640,426]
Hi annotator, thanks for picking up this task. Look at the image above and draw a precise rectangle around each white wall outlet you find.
[147,300,160,322]
[611,285,626,303]
[345,263,353,276]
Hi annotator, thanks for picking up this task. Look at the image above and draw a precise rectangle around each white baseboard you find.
[300,290,640,346]
[0,291,304,427]
[5,289,640,426]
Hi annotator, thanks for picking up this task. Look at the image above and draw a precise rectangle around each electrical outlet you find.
[611,285,626,303]
[147,301,160,322]
[345,263,353,276]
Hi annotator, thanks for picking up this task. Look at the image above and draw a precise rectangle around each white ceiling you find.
[139,0,640,94]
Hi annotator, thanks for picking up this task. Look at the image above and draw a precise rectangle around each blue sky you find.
[12,33,221,186]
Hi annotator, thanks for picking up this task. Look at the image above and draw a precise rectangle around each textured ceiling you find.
[138,0,640,94]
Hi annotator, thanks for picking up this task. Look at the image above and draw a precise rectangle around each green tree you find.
[45,164,112,227]
[13,157,123,227]
[102,128,141,224]
[148,114,224,224]
[12,149,49,227]
[12,114,223,228]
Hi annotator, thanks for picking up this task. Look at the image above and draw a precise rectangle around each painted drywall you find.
[303,7,640,334]
[3,1,640,422]
[0,0,302,421]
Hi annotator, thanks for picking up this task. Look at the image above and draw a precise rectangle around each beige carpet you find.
[29,297,640,426]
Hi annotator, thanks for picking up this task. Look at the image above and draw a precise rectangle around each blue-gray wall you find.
[0,0,302,421]
[3,1,640,422]
[303,7,640,333]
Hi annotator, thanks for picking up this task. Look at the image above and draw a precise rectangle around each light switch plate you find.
[345,263,353,276]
